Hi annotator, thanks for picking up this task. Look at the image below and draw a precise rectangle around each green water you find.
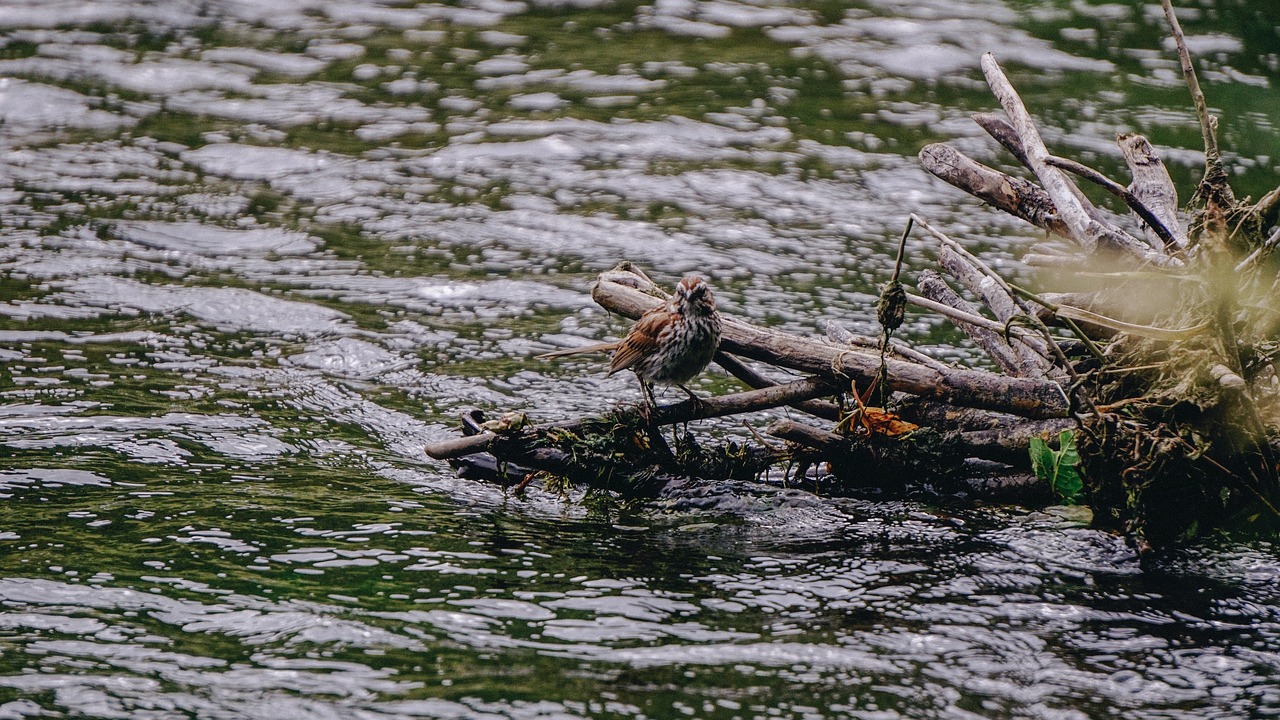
[0,0,1279,717]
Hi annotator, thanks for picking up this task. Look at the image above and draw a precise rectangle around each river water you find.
[0,0,1278,717]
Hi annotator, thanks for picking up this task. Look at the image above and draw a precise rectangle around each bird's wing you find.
[536,341,620,360]
[608,310,668,375]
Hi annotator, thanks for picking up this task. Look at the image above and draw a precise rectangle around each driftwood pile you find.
[426,0,1280,548]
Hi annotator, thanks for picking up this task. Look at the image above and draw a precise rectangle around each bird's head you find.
[676,275,716,314]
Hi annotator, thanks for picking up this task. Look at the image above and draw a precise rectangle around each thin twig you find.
[1008,283,1107,362]
[891,215,913,283]
[1160,0,1219,169]
[905,292,1040,341]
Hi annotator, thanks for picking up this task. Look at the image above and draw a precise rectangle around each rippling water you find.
[1,0,1279,717]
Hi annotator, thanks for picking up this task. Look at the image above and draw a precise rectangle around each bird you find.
[538,275,723,406]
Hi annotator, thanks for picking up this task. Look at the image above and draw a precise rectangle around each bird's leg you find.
[677,384,704,413]
[671,384,704,447]
[636,376,657,425]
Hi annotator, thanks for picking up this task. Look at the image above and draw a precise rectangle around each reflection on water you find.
[0,0,1278,717]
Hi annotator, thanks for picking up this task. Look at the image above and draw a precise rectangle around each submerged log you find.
[424,375,837,461]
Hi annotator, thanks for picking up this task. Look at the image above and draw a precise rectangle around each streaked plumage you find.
[538,275,722,392]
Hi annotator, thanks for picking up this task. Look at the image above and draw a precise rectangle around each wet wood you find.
[956,419,1075,465]
[424,375,838,460]
[767,419,845,451]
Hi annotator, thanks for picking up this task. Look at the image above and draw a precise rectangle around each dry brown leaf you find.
[862,408,919,437]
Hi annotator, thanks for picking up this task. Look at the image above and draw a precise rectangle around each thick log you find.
[956,419,1075,465]
[897,398,1034,432]
[825,320,952,373]
[424,375,838,460]
[770,414,1072,467]
[918,143,1071,238]
[594,279,1072,419]
[980,53,1178,267]
[767,419,845,451]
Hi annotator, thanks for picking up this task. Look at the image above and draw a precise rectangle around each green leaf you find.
[1029,436,1053,480]
[1051,430,1083,505]
[1028,430,1084,505]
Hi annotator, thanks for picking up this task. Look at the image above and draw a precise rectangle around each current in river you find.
[0,0,1278,718]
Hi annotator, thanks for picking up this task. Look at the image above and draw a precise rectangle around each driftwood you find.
[426,0,1280,547]
[591,279,1071,419]
[918,143,1071,238]
[424,375,836,460]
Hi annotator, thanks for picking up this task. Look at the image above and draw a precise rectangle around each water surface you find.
[0,0,1279,717]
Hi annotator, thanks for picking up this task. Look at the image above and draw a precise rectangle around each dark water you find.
[0,0,1279,717]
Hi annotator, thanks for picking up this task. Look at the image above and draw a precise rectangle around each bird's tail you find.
[535,341,619,360]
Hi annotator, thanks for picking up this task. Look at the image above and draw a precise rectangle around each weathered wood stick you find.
[424,375,838,460]
[937,243,1021,325]
[971,113,1110,226]
[972,112,1032,168]
[767,419,845,451]
[911,213,1030,324]
[918,143,1071,238]
[937,247,1055,375]
[594,280,1072,418]
[980,53,1178,267]
[1046,155,1181,250]
[1117,133,1187,249]
[917,270,1026,376]
[714,352,842,421]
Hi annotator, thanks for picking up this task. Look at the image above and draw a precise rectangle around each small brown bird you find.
[539,275,722,404]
